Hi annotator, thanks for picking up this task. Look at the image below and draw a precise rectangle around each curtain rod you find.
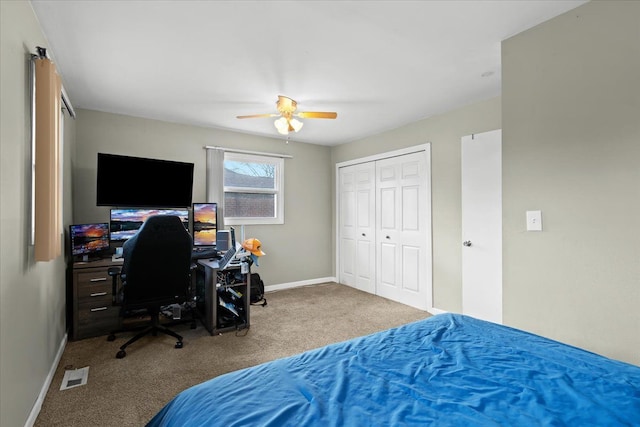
[204,145,293,159]
[32,46,76,119]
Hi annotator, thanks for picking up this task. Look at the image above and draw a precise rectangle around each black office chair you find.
[107,215,193,359]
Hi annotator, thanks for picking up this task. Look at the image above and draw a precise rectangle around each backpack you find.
[250,273,267,306]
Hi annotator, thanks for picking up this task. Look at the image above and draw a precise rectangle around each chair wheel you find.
[116,350,126,359]
[107,334,116,342]
[175,341,183,349]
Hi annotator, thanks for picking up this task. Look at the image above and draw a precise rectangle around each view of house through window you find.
[223,152,284,225]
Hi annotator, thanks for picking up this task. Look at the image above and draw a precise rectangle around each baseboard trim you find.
[25,333,67,427]
[265,277,337,293]
[427,307,448,315]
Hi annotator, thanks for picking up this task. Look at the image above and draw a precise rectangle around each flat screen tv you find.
[192,202,217,247]
[69,222,110,260]
[96,153,194,207]
[110,208,189,241]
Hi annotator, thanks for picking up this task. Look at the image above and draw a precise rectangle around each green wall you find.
[0,2,76,425]
[502,0,639,365]
[332,1,639,366]
[332,97,502,313]
[74,109,333,286]
[2,3,637,426]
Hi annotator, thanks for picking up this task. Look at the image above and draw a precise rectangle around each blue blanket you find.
[148,313,640,426]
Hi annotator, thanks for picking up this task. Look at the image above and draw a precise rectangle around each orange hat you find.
[242,238,265,256]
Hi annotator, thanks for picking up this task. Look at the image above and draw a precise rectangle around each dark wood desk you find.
[69,256,250,340]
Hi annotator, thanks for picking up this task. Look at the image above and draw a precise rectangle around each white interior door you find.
[461,129,502,323]
[339,162,375,294]
[376,151,431,310]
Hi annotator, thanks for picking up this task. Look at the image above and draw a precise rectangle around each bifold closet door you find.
[338,162,376,294]
[376,151,430,310]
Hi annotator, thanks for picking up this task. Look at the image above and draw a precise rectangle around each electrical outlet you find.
[526,210,542,231]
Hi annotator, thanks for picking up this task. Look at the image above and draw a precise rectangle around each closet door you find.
[338,162,375,294]
[376,151,430,310]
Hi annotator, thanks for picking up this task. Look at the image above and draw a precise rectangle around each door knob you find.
[362,233,366,237]
[463,240,472,247]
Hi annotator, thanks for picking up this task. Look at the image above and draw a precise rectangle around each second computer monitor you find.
[110,208,189,241]
[192,202,217,247]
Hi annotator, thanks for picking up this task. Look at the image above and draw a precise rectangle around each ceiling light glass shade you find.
[274,117,289,134]
[290,118,304,132]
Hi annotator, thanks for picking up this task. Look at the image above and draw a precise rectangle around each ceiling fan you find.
[237,95,337,135]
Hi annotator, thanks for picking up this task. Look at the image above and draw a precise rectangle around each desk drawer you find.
[75,301,119,339]
[77,302,118,325]
[76,270,111,287]
[78,295,115,321]
[77,282,112,300]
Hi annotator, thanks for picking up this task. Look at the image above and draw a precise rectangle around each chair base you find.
[111,311,184,359]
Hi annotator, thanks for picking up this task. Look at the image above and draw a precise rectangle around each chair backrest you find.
[121,215,193,308]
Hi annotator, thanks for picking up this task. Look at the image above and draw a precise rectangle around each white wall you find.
[74,109,334,286]
[0,2,75,426]
[502,1,639,365]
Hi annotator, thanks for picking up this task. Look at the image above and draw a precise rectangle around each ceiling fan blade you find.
[296,111,337,119]
[236,113,279,119]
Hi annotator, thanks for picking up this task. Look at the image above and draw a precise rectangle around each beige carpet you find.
[35,283,430,426]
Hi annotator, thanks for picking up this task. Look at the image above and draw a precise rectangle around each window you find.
[223,152,284,225]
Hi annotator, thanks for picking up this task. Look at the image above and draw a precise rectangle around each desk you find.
[197,258,251,335]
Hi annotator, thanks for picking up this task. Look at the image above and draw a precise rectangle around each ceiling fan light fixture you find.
[240,95,336,136]
[274,117,289,134]
[290,118,304,132]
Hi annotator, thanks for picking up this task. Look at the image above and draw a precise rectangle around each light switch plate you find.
[526,210,542,231]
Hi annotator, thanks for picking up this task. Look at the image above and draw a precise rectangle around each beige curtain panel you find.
[34,57,62,262]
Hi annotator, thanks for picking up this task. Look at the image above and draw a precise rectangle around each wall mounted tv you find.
[96,153,194,207]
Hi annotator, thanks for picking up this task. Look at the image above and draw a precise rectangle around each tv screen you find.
[69,223,110,258]
[110,208,189,241]
[96,153,194,207]
[192,203,217,247]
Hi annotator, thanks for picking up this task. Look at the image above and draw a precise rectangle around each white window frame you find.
[223,152,284,225]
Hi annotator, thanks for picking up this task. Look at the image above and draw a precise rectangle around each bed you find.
[147,313,640,426]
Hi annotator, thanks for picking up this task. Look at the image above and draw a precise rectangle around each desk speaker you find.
[216,230,230,251]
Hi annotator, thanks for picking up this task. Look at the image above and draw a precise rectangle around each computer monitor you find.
[109,208,189,241]
[69,222,110,260]
[192,203,217,247]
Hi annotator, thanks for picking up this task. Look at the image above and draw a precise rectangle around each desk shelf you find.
[196,259,251,335]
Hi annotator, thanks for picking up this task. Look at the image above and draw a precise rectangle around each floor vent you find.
[60,366,89,390]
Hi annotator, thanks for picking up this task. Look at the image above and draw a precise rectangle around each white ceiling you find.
[30,0,586,146]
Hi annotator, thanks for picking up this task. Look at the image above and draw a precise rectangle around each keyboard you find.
[218,244,237,270]
[191,247,219,259]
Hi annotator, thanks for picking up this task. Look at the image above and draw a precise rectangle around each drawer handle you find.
[90,277,107,282]
[90,292,107,297]
[90,307,108,312]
